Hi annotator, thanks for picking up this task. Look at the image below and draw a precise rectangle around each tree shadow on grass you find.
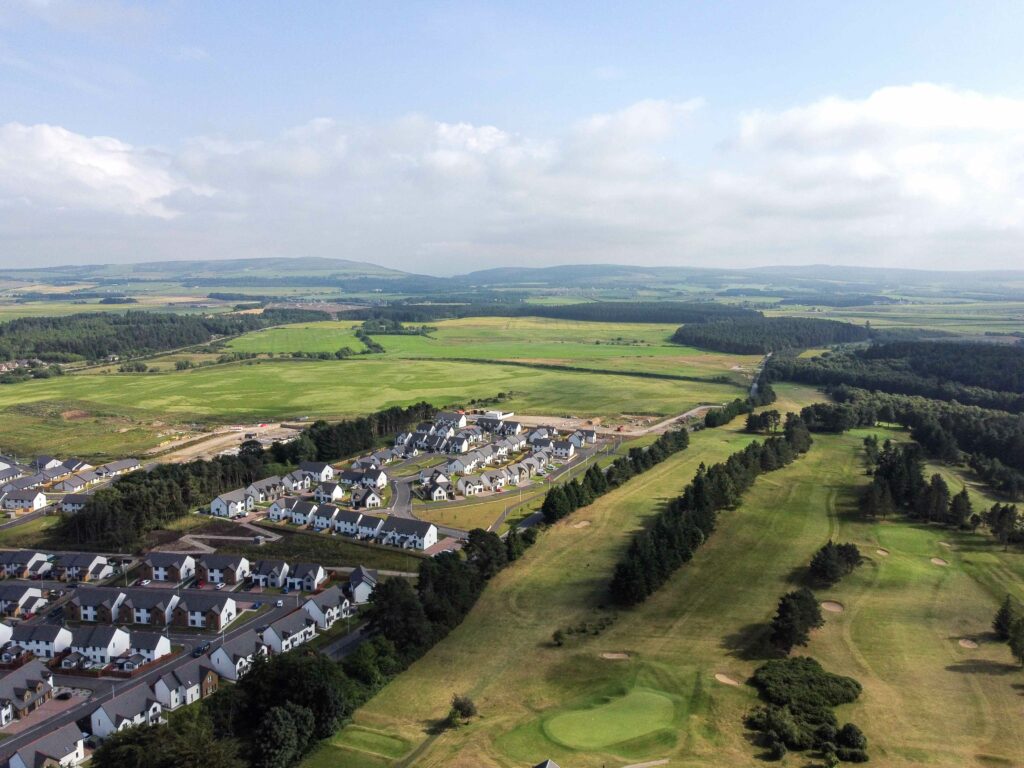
[1012,683,1024,697]
[783,564,809,586]
[422,717,452,736]
[945,660,1021,676]
[721,623,780,661]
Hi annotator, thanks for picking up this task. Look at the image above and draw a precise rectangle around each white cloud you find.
[3,85,1024,272]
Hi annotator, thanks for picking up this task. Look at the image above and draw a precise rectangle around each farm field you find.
[0,356,747,458]
[225,316,762,384]
[766,300,1024,335]
[308,404,1024,768]
[226,321,369,355]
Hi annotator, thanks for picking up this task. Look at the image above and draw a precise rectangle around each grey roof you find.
[71,625,126,648]
[130,632,167,650]
[144,552,194,569]
[381,517,434,537]
[60,493,92,506]
[177,593,232,613]
[299,461,331,472]
[99,458,141,473]
[358,513,386,528]
[199,554,248,571]
[349,565,378,588]
[216,488,248,503]
[71,586,122,608]
[55,552,106,569]
[268,610,314,638]
[121,588,176,610]
[254,559,288,576]
[335,509,363,525]
[288,562,323,579]
[95,683,158,723]
[5,488,45,502]
[5,722,81,767]
[290,500,318,516]
[248,475,282,490]
[11,624,65,643]
[212,629,263,662]
[307,584,345,611]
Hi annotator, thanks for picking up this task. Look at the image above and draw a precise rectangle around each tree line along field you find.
[306,392,1024,768]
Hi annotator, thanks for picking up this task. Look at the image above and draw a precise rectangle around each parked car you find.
[191,642,211,658]
[139,579,151,586]
[215,583,226,590]
[275,600,284,608]
[57,691,73,700]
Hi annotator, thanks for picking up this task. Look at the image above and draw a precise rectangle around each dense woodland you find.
[768,342,1024,413]
[800,388,1024,499]
[672,316,870,354]
[0,308,328,363]
[343,300,758,325]
[609,413,814,606]
[60,402,435,550]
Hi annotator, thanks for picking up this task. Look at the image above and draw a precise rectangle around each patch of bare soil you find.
[821,601,844,613]
[876,548,890,556]
[939,541,952,548]
[959,638,979,649]
[61,410,89,420]
[572,520,591,529]
[931,557,949,566]
[714,673,740,686]
[600,652,630,660]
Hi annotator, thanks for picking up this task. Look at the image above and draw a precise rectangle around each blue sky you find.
[3,1,1024,273]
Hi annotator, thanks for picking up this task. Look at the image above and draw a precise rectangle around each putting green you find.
[543,688,675,749]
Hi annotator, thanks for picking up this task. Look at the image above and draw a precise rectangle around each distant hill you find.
[0,256,411,282]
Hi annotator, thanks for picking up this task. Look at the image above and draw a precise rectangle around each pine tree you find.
[949,488,972,528]
[993,594,1019,641]
[1009,617,1024,667]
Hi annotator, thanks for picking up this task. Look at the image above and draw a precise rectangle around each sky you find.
[3,1,1024,274]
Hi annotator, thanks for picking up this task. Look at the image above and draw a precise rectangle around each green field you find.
[306,391,1024,768]
[0,354,747,458]
[226,316,762,384]
[226,321,368,354]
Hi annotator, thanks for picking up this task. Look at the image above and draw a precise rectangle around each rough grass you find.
[0,357,746,457]
[222,527,424,573]
[310,393,1024,768]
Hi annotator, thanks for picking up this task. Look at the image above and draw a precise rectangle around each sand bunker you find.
[931,557,949,566]
[821,601,844,613]
[938,541,952,548]
[572,520,591,529]
[714,673,740,686]
[600,652,629,660]
[958,639,979,649]
[876,548,890,556]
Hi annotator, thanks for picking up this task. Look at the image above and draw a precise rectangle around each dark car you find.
[191,642,211,658]
[57,691,73,700]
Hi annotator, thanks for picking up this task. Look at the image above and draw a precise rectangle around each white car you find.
[139,579,151,586]
[275,599,284,608]
[215,583,226,590]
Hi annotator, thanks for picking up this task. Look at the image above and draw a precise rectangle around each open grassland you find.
[0,357,745,458]
[308,403,1024,768]
[228,316,762,385]
[226,321,368,354]
[769,300,1024,335]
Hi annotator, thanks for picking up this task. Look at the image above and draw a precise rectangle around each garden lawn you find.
[307,390,1024,768]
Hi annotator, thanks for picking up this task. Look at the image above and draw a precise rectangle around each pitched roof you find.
[130,632,168,650]
[5,722,81,767]
[144,552,193,568]
[71,625,127,649]
[95,683,158,724]
[349,565,378,588]
[381,517,435,537]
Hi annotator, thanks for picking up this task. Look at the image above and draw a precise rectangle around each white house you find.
[210,489,253,519]
[267,496,300,521]
[142,553,196,583]
[197,554,251,585]
[251,560,289,589]
[289,500,319,526]
[302,585,350,629]
[60,493,91,514]
[314,482,345,504]
[351,487,382,509]
[553,441,576,459]
[481,471,506,491]
[285,563,326,592]
[348,566,378,604]
[312,504,341,531]
[207,630,266,681]
[0,661,53,727]
[245,476,283,503]
[261,611,317,653]
[281,470,310,492]
[1,490,46,512]
[299,461,334,483]
[70,625,131,665]
[379,518,438,551]
[174,594,236,630]
[10,624,72,658]
[356,514,386,539]
[362,469,389,490]
[457,476,484,496]
[130,632,172,663]
[152,659,217,711]
[89,685,163,740]
[6,722,84,768]
[333,509,363,536]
